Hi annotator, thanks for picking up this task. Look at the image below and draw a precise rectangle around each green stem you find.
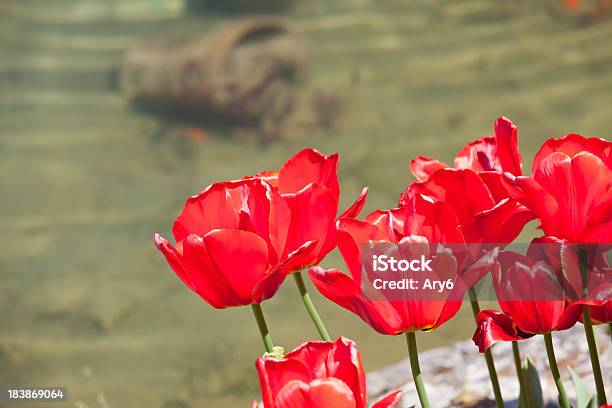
[251,303,274,353]
[469,288,504,408]
[293,271,331,341]
[543,333,570,408]
[583,306,607,406]
[405,332,431,408]
[578,249,608,406]
[512,341,529,408]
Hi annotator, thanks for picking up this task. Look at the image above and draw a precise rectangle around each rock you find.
[367,325,611,408]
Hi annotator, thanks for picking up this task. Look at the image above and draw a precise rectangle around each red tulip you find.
[473,246,583,352]
[401,167,535,245]
[154,178,316,308]
[455,116,523,175]
[410,116,522,201]
[512,134,611,406]
[523,238,609,306]
[577,264,611,324]
[409,156,447,183]
[250,148,368,269]
[532,133,611,172]
[309,195,491,335]
[503,136,612,242]
[255,337,402,408]
[584,290,611,324]
[525,231,611,326]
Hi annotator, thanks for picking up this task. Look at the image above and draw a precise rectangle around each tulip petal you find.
[494,250,584,334]
[256,358,311,408]
[528,237,582,300]
[387,245,464,332]
[479,171,512,202]
[409,298,463,332]
[556,302,584,330]
[251,170,280,188]
[508,174,559,236]
[495,254,564,329]
[493,116,523,176]
[410,156,448,181]
[404,169,495,226]
[276,378,356,408]
[338,187,369,220]
[179,234,251,308]
[278,148,340,198]
[337,217,392,284]
[584,218,612,243]
[308,267,400,335]
[465,198,535,244]
[171,179,291,264]
[199,229,270,306]
[172,181,242,242]
[372,390,403,408]
[533,134,611,172]
[586,301,611,324]
[363,207,407,241]
[276,240,319,276]
[472,310,534,352]
[253,240,318,303]
[274,380,309,408]
[403,194,465,244]
[154,234,191,290]
[452,117,521,176]
[454,136,499,172]
[282,340,335,379]
[571,153,612,242]
[534,152,581,239]
[156,234,236,309]
[460,247,499,290]
[532,152,612,241]
[307,378,357,408]
[283,183,338,266]
[245,181,291,263]
[327,337,367,408]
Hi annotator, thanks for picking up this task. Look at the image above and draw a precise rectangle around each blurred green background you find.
[1,0,611,406]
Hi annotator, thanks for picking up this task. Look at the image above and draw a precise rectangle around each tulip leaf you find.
[569,367,597,408]
[519,355,543,408]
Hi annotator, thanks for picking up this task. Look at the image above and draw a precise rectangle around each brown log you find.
[118,17,308,124]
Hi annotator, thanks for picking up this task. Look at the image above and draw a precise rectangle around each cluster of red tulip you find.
[155,117,610,408]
